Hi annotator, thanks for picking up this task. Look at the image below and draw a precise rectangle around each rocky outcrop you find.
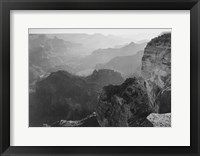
[147,113,171,127]
[142,33,171,113]
[96,33,171,127]
[29,69,124,127]
[86,69,124,87]
[44,112,100,127]
[96,78,154,127]
[31,33,171,127]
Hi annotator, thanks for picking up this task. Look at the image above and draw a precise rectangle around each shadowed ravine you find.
[30,33,171,127]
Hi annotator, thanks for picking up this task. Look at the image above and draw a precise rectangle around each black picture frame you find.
[0,0,199,155]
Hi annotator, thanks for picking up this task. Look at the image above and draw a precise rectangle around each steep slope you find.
[142,33,171,113]
[96,33,171,127]
[95,50,143,76]
[96,78,153,127]
[29,69,124,127]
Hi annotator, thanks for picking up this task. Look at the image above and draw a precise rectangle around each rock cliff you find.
[96,78,154,127]
[96,33,171,127]
[142,33,171,113]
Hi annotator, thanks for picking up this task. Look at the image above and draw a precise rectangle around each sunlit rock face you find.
[96,33,171,127]
[142,33,171,113]
[147,113,171,127]
[96,78,153,127]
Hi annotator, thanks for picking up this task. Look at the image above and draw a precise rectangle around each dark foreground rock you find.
[96,33,171,127]
[96,78,154,127]
[29,69,123,127]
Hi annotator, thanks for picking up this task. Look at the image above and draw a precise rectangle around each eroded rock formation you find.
[96,33,171,127]
[142,33,171,113]
[29,69,124,126]
[96,78,154,127]
[147,113,171,127]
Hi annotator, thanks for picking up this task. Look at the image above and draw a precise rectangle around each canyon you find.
[29,33,171,127]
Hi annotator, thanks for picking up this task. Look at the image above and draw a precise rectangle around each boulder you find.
[147,113,171,127]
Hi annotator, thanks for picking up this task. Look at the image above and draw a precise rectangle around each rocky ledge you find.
[96,33,171,127]
[44,112,100,127]
[147,113,171,127]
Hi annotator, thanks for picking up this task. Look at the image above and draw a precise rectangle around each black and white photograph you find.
[29,29,171,127]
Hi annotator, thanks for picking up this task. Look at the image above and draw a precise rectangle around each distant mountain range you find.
[46,33,134,55]
[29,34,85,83]
[95,50,144,76]
[29,32,171,127]
[30,34,89,57]
[75,42,147,73]
[97,33,171,127]
[29,34,147,82]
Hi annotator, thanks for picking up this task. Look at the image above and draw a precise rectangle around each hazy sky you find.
[29,28,171,42]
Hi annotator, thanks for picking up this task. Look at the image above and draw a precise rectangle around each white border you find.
[10,10,190,146]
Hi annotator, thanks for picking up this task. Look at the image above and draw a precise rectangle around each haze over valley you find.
[29,29,171,127]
